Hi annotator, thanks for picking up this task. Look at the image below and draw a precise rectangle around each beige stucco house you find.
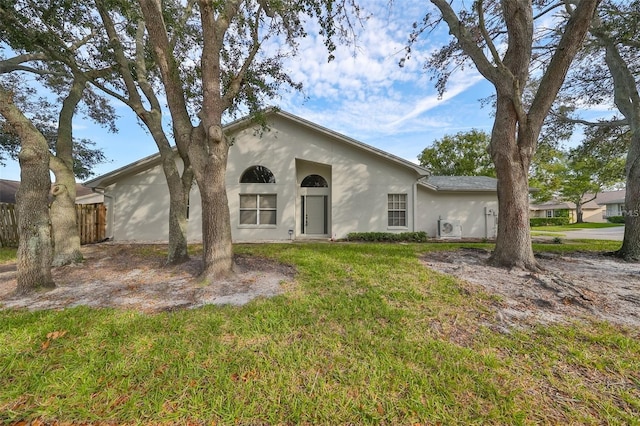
[85,110,499,242]
[529,200,604,223]
[529,189,627,223]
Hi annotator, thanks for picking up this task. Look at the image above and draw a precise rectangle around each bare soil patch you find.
[421,248,640,329]
[2,244,639,330]
[0,243,296,313]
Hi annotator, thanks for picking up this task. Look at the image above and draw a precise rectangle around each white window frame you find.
[546,210,553,218]
[239,194,277,227]
[387,193,408,228]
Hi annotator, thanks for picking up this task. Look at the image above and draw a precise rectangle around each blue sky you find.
[1,1,498,182]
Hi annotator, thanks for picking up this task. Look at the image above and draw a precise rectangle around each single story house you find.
[529,189,627,223]
[85,110,499,242]
[529,200,604,223]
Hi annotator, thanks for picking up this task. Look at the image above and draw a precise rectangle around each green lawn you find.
[531,222,624,232]
[1,242,637,424]
[0,247,17,263]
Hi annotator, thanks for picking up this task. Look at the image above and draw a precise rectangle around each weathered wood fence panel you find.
[0,202,106,247]
[76,203,107,245]
[0,203,18,247]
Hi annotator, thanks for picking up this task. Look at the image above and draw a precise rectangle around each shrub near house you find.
[530,217,571,227]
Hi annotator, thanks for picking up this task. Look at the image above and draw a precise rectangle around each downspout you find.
[412,180,418,232]
[92,187,114,240]
[414,174,429,233]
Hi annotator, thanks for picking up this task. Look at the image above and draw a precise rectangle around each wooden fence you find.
[0,202,106,247]
[0,203,18,247]
[76,203,107,245]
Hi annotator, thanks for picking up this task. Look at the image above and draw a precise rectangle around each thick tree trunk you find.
[489,97,539,270]
[617,132,640,260]
[161,152,191,265]
[192,129,234,281]
[49,76,85,266]
[576,204,584,223]
[16,146,55,294]
[0,89,55,294]
[49,166,82,266]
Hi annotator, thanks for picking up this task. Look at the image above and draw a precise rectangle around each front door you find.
[303,195,327,235]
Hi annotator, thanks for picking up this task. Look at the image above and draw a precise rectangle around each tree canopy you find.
[418,130,495,177]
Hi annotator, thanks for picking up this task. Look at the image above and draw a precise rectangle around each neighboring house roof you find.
[530,189,627,210]
[419,175,498,192]
[529,201,576,211]
[595,189,626,205]
[0,179,20,203]
[0,178,94,203]
[85,109,431,189]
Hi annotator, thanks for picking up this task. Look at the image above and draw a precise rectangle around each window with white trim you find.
[240,194,277,225]
[546,210,553,218]
[388,194,407,227]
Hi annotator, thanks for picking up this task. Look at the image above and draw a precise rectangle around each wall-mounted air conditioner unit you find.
[438,219,462,239]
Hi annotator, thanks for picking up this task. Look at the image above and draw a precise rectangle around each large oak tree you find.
[0,5,114,268]
[138,0,357,281]
[556,1,640,259]
[414,0,600,270]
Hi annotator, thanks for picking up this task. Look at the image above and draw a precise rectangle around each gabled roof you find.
[84,109,430,189]
[258,110,429,176]
[419,175,498,192]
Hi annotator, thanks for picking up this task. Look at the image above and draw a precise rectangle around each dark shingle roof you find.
[0,179,94,203]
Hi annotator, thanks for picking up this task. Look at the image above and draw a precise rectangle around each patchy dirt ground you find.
[0,243,296,313]
[421,248,640,329]
[1,244,639,330]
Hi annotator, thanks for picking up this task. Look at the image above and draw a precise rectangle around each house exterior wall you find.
[101,164,185,241]
[226,115,420,241]
[529,207,605,223]
[416,187,499,238]
[605,203,625,218]
[102,115,422,242]
[582,207,606,223]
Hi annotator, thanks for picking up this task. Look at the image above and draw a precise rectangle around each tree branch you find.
[139,0,193,148]
[135,18,162,113]
[551,111,628,127]
[429,0,501,83]
[222,5,263,109]
[476,0,503,68]
[96,4,145,113]
[528,0,601,132]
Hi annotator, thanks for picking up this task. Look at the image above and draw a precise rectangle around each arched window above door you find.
[240,165,276,183]
[301,174,328,187]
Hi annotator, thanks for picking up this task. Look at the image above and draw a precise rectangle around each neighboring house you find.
[529,189,627,223]
[84,110,499,242]
[529,200,604,223]
[0,178,102,204]
[596,189,626,219]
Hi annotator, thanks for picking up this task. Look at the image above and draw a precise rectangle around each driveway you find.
[561,226,625,241]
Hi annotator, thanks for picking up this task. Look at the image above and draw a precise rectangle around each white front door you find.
[303,195,327,235]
